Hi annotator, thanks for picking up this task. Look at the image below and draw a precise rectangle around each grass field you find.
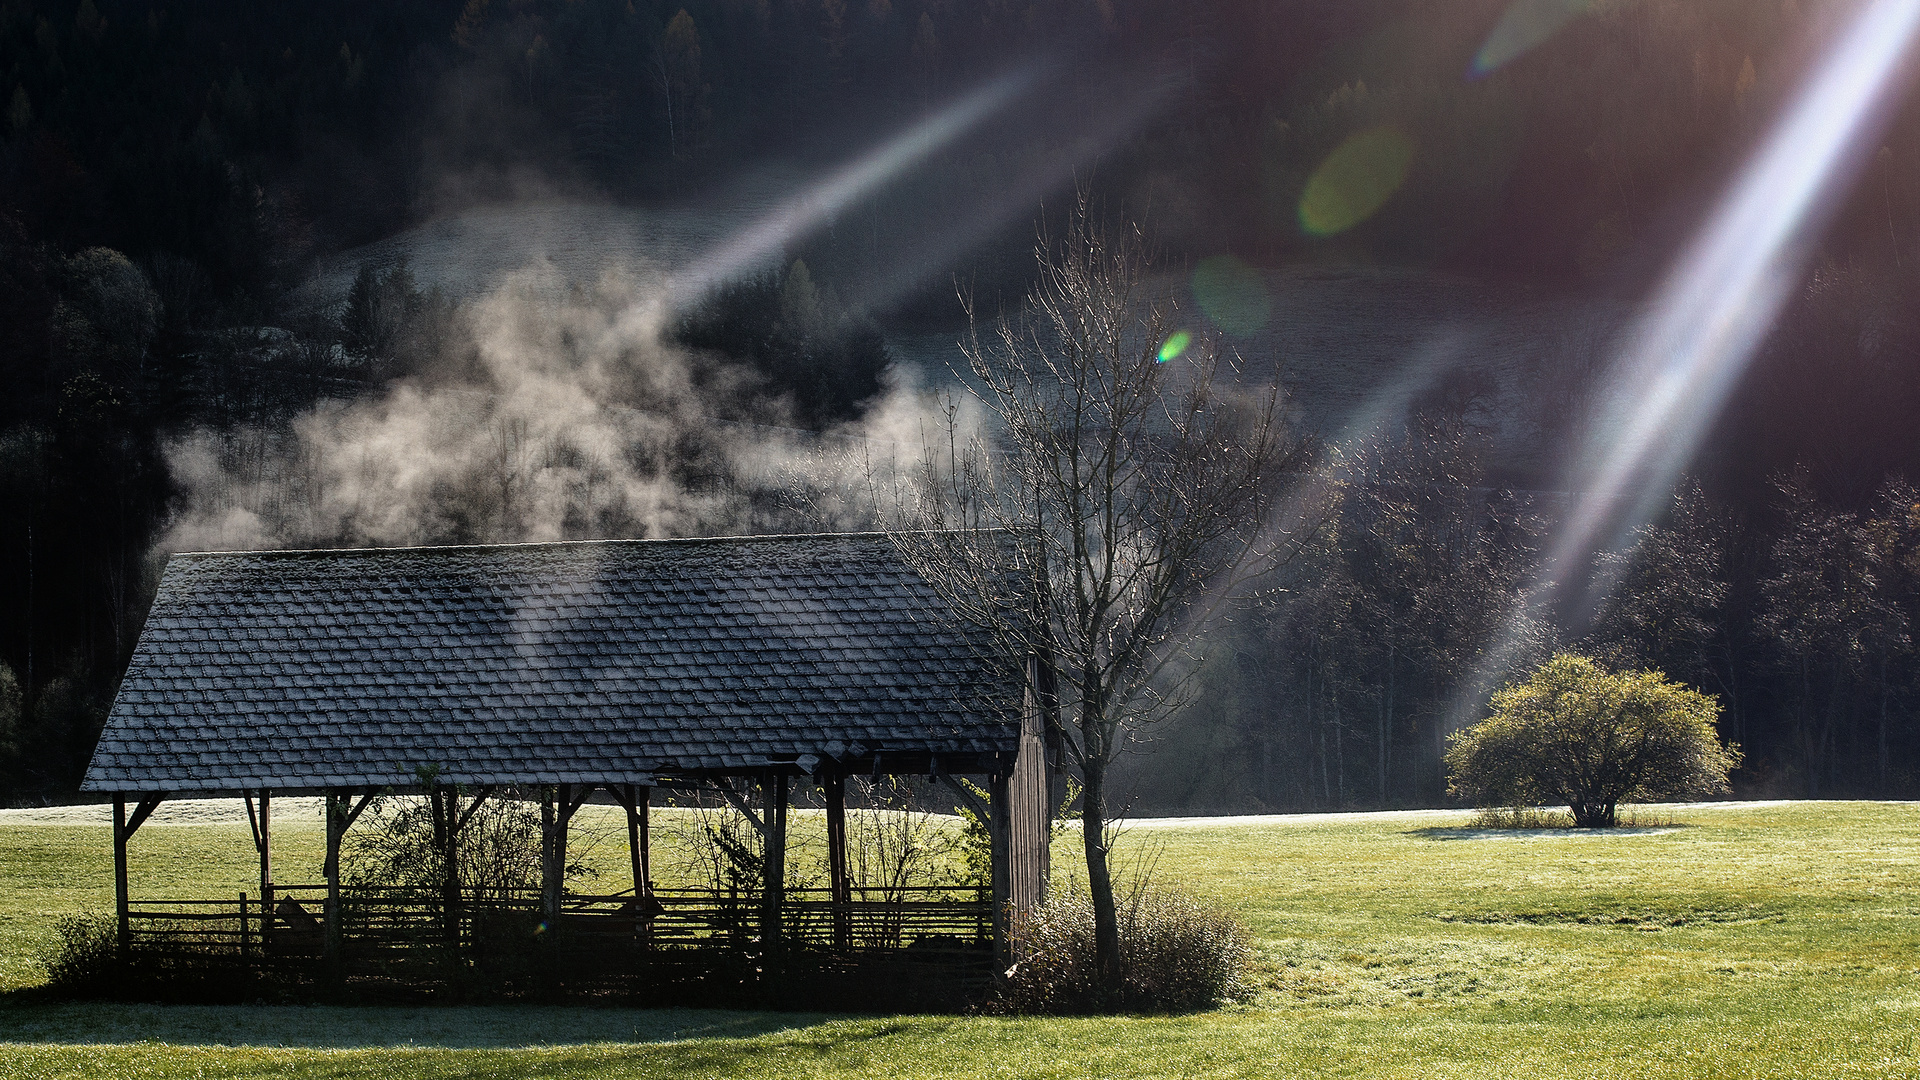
[1,800,1916,1078]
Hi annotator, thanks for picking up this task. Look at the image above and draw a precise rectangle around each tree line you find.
[1132,414,1920,812]
[7,0,1920,805]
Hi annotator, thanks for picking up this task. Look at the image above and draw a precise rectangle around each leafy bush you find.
[1447,653,1741,827]
[1466,805,1675,830]
[1465,807,1576,829]
[843,777,965,902]
[953,776,1084,892]
[38,914,118,994]
[998,884,1252,1014]
[344,789,609,902]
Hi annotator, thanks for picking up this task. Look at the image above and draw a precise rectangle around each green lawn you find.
[2,801,1917,1078]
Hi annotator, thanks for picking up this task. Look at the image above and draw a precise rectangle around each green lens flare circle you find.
[1299,125,1416,237]
[1191,256,1270,337]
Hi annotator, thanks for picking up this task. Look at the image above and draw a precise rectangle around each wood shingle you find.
[83,532,1025,793]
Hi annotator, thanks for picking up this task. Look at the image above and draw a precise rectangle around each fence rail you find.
[122,884,994,974]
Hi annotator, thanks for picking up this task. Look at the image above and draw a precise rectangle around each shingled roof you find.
[82,532,1027,793]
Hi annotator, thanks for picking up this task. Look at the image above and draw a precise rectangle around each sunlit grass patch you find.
[1430,899,1788,930]
[1259,934,1549,1007]
[0,800,1916,1078]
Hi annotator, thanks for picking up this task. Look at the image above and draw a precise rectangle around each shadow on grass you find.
[0,996,855,1049]
[1407,825,1688,841]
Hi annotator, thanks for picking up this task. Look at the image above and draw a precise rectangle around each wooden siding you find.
[1006,656,1053,915]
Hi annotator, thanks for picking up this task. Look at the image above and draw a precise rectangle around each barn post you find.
[622,783,652,900]
[438,786,462,951]
[761,772,787,948]
[556,784,577,923]
[623,789,641,902]
[619,783,653,950]
[633,785,651,898]
[324,790,344,978]
[824,773,850,950]
[112,793,130,960]
[257,790,272,943]
[541,785,562,925]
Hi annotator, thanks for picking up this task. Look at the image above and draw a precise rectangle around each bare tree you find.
[890,192,1315,994]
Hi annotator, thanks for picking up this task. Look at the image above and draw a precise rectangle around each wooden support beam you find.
[247,791,273,942]
[243,793,264,852]
[541,785,563,924]
[714,777,766,834]
[113,794,130,961]
[635,785,652,946]
[761,773,788,949]
[452,786,495,833]
[321,791,373,881]
[935,773,992,825]
[1011,655,1055,920]
[616,783,655,948]
[824,773,850,950]
[637,788,651,896]
[614,784,652,898]
[341,791,377,831]
[124,793,165,838]
[537,783,594,925]
[324,790,345,978]
[990,771,1013,967]
[435,787,462,949]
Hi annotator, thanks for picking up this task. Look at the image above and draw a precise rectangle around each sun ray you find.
[1451,0,1920,728]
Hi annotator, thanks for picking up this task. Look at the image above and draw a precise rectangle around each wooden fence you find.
[122,884,993,980]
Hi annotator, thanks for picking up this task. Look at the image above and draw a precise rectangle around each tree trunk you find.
[1081,754,1121,997]
[1800,657,1819,798]
[1879,657,1890,793]
[1334,708,1345,807]
[1379,645,1393,807]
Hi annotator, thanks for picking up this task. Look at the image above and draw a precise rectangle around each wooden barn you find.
[80,531,1054,995]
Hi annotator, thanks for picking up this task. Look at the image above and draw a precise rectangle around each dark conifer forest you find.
[6,0,1920,807]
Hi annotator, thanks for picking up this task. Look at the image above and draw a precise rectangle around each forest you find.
[4,0,1920,808]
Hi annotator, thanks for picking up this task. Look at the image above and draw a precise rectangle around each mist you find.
[10,0,1920,808]
[160,259,981,555]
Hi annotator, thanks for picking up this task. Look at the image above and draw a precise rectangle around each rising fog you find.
[160,259,980,554]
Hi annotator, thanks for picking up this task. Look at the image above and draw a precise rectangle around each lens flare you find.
[654,65,1043,321]
[1299,126,1416,237]
[1562,0,1920,598]
[1191,256,1271,336]
[1157,329,1193,362]
[1470,0,1592,78]
[1449,0,1920,732]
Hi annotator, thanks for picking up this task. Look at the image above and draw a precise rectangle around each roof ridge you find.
[166,527,1015,561]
